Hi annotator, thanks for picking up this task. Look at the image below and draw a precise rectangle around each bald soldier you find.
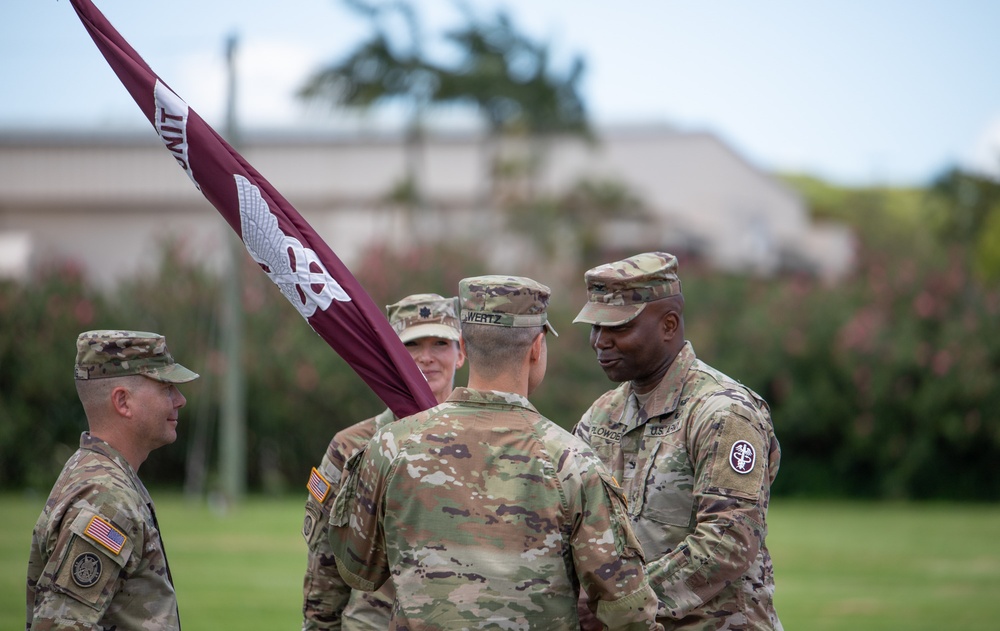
[573,253,782,630]
[27,330,199,630]
[328,276,662,630]
[302,293,466,630]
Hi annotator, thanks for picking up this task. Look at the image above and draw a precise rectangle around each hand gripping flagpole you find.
[67,0,437,418]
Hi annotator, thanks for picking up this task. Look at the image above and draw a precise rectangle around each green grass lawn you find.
[4,494,1000,630]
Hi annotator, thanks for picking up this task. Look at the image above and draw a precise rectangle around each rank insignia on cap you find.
[729,440,756,474]
[71,552,103,587]
[307,467,331,503]
[83,515,127,555]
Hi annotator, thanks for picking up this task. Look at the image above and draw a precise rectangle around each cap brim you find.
[572,302,646,327]
[142,363,200,384]
[398,324,461,344]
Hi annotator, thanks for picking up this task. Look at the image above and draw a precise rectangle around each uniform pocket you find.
[639,442,695,528]
[331,447,366,528]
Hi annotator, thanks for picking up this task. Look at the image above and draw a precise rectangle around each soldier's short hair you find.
[460,324,541,377]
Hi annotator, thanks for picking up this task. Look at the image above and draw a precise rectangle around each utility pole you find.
[219,32,247,504]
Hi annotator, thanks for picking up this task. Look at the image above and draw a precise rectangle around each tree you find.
[925,167,1000,282]
[301,1,593,215]
[435,7,591,205]
[301,1,611,273]
[299,0,440,232]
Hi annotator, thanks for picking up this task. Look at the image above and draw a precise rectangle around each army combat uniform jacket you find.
[26,432,179,631]
[575,342,782,631]
[302,409,396,630]
[329,387,662,631]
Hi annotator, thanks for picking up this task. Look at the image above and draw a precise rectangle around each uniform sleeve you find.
[327,442,391,593]
[27,503,136,630]
[302,447,350,631]
[572,466,662,631]
[645,405,772,619]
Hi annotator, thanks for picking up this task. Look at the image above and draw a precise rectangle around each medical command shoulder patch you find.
[729,439,756,474]
[307,467,331,503]
[83,515,127,555]
[709,418,766,497]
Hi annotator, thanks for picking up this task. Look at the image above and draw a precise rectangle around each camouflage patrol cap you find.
[386,293,461,344]
[573,252,682,326]
[74,330,199,383]
[459,275,558,336]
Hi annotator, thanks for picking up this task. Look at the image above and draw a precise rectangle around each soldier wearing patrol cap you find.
[572,252,783,631]
[328,275,663,631]
[302,293,466,630]
[27,330,199,631]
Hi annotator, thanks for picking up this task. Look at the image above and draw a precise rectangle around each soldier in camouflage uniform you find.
[302,293,466,630]
[328,275,663,630]
[572,253,782,631]
[26,330,199,631]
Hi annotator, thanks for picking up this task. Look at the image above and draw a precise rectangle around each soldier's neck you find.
[466,370,528,397]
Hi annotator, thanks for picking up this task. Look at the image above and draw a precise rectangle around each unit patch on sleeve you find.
[83,515,127,555]
[729,439,756,474]
[709,416,766,498]
[307,467,331,503]
[71,552,103,587]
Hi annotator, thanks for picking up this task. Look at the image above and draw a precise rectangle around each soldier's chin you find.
[599,365,626,382]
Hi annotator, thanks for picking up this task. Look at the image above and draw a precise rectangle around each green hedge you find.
[2,217,998,500]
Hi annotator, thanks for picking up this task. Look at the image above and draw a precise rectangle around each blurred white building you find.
[0,125,853,288]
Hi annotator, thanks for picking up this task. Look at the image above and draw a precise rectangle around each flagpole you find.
[219,32,247,505]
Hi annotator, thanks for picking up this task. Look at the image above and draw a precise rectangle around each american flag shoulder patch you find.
[307,467,331,503]
[84,515,127,555]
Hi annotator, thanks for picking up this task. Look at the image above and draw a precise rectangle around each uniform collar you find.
[375,407,398,427]
[447,387,538,414]
[626,341,697,421]
[79,432,146,494]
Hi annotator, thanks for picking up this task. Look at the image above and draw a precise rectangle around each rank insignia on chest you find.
[83,515,127,555]
[308,467,331,503]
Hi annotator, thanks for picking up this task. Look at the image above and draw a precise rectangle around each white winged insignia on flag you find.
[66,0,437,419]
[235,174,349,319]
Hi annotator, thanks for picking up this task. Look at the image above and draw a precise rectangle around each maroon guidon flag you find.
[67,0,436,417]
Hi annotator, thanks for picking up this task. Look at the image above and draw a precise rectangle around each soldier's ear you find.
[110,385,133,419]
[529,331,545,362]
[660,296,684,342]
[658,308,677,340]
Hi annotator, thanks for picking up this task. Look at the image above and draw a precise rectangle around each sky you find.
[2,0,999,187]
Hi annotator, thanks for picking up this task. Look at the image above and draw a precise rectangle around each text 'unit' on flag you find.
[66,0,436,418]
